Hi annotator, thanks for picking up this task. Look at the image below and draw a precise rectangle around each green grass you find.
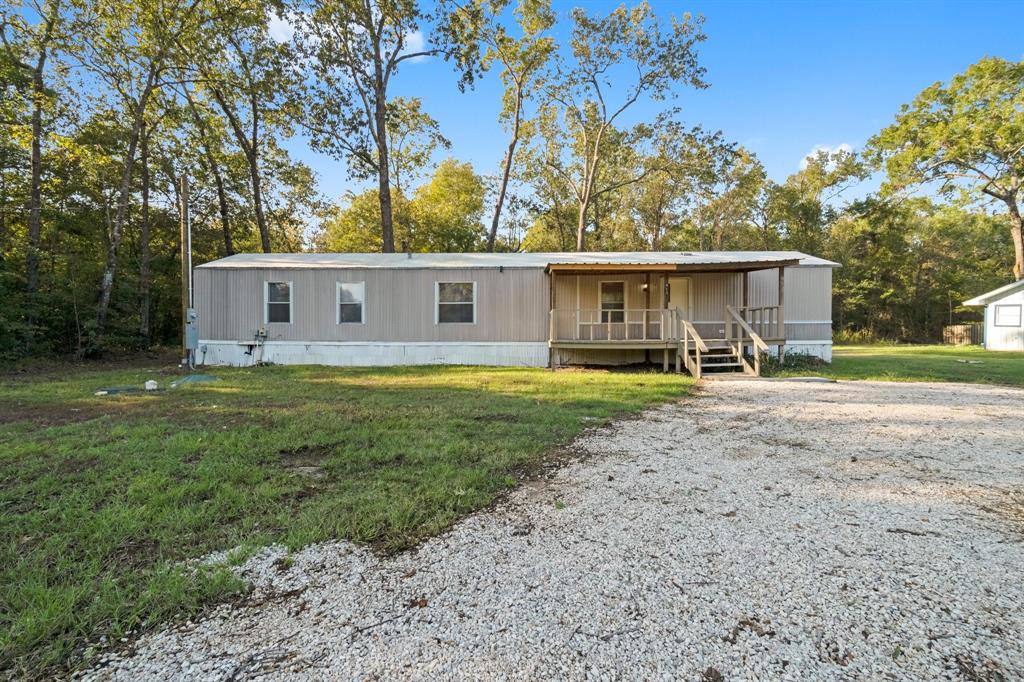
[768,344,1024,386]
[0,363,691,677]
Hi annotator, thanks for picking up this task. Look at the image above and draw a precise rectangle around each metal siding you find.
[749,266,832,321]
[196,267,549,343]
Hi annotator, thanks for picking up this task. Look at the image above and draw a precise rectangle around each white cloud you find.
[800,142,854,170]
[401,30,430,63]
[268,12,296,44]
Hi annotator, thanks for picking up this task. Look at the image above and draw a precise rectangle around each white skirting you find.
[773,341,832,363]
[198,340,551,368]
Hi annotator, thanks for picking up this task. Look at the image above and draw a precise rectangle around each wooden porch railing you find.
[731,305,783,341]
[549,308,676,342]
[726,305,770,376]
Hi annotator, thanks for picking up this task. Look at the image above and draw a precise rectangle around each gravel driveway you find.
[83,380,1024,681]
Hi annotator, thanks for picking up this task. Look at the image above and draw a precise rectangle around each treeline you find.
[1,1,1021,358]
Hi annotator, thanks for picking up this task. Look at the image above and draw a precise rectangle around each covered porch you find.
[546,255,799,376]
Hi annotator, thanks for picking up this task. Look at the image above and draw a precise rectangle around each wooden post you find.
[778,265,786,359]
[179,175,190,359]
[548,271,556,369]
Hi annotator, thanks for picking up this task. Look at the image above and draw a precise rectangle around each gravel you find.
[80,380,1024,681]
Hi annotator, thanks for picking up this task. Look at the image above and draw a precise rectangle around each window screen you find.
[338,282,364,324]
[437,282,475,323]
[266,282,291,323]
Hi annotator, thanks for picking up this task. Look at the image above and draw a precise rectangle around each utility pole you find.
[179,175,192,361]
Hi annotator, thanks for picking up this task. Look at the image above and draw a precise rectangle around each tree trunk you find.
[138,123,151,342]
[96,67,158,338]
[26,58,45,295]
[487,90,523,253]
[249,151,270,252]
[25,0,57,296]
[1008,199,1024,280]
[374,93,395,253]
[576,200,587,251]
[214,169,234,256]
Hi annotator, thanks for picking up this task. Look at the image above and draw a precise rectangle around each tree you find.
[386,96,449,196]
[868,57,1024,280]
[0,0,64,299]
[535,1,706,250]
[293,0,472,253]
[79,0,210,338]
[459,0,553,251]
[410,157,485,250]
[198,5,297,253]
[318,158,485,252]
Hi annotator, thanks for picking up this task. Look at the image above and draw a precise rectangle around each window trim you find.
[599,279,627,324]
[336,281,366,325]
[993,303,1022,328]
[434,281,477,325]
[264,280,293,325]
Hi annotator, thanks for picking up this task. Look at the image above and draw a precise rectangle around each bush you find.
[757,351,828,376]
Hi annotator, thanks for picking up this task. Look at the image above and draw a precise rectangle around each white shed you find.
[963,280,1024,351]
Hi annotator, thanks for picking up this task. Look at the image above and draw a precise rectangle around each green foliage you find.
[0,362,691,675]
[868,57,1024,279]
[318,158,486,252]
[829,198,1011,341]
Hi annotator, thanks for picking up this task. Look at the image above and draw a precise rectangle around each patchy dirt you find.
[83,380,1024,681]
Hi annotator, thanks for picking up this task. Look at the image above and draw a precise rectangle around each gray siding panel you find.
[196,267,549,343]
[195,262,834,347]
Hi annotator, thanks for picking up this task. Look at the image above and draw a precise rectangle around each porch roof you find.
[543,252,807,274]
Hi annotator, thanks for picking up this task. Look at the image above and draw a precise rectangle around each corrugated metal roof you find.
[197,251,839,270]
[963,278,1024,306]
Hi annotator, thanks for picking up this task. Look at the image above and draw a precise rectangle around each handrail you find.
[678,314,707,379]
[680,319,709,352]
[726,305,769,376]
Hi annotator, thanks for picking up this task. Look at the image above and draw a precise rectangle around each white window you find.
[436,282,476,324]
[337,281,365,324]
[600,281,625,323]
[994,304,1022,327]
[265,281,292,324]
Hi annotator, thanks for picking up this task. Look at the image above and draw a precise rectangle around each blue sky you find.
[284,0,1024,204]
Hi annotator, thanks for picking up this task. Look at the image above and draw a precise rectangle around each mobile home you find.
[194,251,837,376]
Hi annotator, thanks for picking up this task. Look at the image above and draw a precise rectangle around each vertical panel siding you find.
[748,266,832,321]
[196,267,549,342]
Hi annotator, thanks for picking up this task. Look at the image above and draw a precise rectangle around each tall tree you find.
[199,6,295,253]
[536,1,706,250]
[293,0,477,252]
[868,57,1024,280]
[80,0,208,338]
[295,0,440,253]
[461,0,553,251]
[0,0,63,296]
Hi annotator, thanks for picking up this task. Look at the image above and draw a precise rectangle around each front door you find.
[668,277,691,319]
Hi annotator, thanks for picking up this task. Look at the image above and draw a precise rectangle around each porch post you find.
[549,271,557,369]
[644,272,651,363]
[778,265,786,360]
[742,271,750,357]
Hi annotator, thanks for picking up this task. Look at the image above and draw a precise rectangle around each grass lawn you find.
[770,344,1024,386]
[0,361,691,677]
